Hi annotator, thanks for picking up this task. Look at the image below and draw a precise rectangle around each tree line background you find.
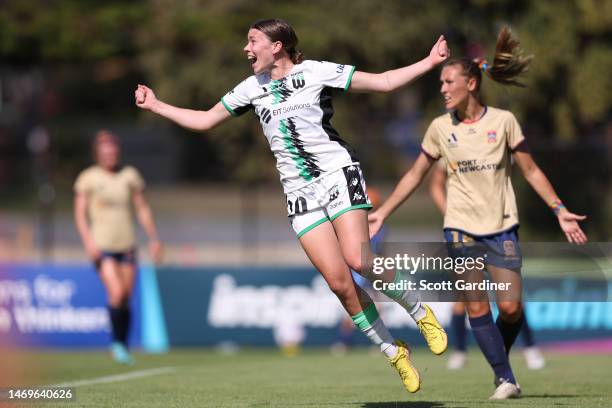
[0,0,610,239]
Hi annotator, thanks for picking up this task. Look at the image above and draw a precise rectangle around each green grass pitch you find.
[5,348,611,407]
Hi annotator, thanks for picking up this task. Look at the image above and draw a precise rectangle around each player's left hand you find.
[558,210,588,244]
[429,35,450,66]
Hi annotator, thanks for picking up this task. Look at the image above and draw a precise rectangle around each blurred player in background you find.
[429,161,545,371]
[74,130,163,364]
[369,27,587,399]
[135,18,449,394]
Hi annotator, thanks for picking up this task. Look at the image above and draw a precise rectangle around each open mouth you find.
[248,56,257,66]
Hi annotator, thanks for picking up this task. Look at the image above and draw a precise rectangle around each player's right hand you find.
[368,210,384,239]
[85,240,101,261]
[149,239,163,264]
[135,84,157,110]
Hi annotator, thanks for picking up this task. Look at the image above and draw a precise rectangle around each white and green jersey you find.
[221,60,359,193]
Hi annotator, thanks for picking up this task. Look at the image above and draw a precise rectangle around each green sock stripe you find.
[351,303,380,331]
[394,270,403,284]
[381,270,404,300]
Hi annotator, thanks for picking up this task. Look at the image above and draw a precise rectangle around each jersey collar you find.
[454,105,488,124]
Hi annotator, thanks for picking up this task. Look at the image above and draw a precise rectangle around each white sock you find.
[362,318,398,358]
[408,301,426,321]
[380,271,426,321]
[397,292,426,321]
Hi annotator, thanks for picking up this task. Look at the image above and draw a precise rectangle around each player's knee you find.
[107,292,123,307]
[327,278,354,302]
[107,288,129,307]
[498,301,522,322]
[344,254,363,273]
[465,301,490,318]
[452,302,465,315]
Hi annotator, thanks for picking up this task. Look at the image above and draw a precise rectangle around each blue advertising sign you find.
[0,264,610,348]
[0,263,142,348]
[157,266,612,347]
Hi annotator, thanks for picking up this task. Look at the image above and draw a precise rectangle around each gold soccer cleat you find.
[388,340,421,393]
[416,304,448,355]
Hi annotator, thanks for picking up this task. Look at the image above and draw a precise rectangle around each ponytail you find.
[288,47,304,64]
[485,26,533,87]
[443,26,533,90]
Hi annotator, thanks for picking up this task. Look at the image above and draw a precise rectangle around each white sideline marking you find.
[50,367,177,388]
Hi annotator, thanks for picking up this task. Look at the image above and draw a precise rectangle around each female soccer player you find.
[429,162,546,371]
[369,27,587,399]
[74,130,163,364]
[135,18,449,393]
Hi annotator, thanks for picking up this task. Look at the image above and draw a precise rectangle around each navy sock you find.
[520,315,536,347]
[451,312,467,352]
[108,306,123,343]
[119,307,131,346]
[469,312,516,384]
[496,312,524,355]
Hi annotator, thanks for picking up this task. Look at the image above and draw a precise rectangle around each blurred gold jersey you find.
[74,165,144,251]
[421,106,525,236]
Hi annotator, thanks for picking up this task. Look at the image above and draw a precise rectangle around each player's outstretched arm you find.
[368,152,435,238]
[135,85,231,132]
[513,146,588,244]
[349,35,450,93]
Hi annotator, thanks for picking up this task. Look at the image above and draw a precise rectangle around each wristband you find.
[550,200,566,215]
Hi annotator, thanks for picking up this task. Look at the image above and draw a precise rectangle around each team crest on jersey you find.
[448,133,459,148]
[487,130,497,143]
[503,240,516,257]
[291,72,306,89]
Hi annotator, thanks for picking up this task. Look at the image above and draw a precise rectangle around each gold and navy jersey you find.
[421,106,526,236]
[74,165,144,251]
[221,60,358,193]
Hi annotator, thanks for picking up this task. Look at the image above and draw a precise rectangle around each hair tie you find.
[477,59,489,72]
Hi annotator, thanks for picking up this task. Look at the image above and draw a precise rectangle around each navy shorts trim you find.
[94,249,137,271]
